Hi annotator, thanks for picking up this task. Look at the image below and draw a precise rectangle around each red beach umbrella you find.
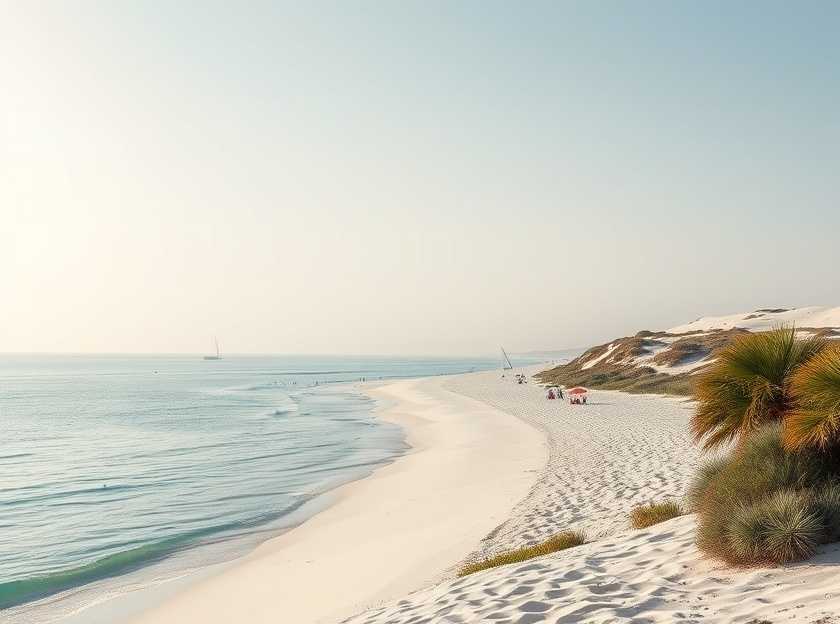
[568,387,588,394]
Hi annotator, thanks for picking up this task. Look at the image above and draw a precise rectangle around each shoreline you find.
[21,362,839,623]
[71,372,546,624]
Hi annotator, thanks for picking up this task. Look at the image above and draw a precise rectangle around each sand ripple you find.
[444,368,699,556]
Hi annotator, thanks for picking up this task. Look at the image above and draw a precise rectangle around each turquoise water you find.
[0,354,507,614]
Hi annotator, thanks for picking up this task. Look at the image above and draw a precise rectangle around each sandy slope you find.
[120,376,544,624]
[345,368,840,624]
[668,306,840,334]
[346,514,840,624]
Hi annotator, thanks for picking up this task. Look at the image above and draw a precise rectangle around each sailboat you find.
[203,338,222,360]
[500,346,513,372]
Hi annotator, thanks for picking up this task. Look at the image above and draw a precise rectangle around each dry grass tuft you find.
[536,328,753,397]
[607,338,659,362]
[537,361,694,396]
[457,530,586,577]
[630,501,685,529]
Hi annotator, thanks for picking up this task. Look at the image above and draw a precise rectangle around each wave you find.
[0,505,306,610]
[0,536,189,610]
[0,453,34,461]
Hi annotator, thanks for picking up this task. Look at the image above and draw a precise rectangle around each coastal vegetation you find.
[785,346,840,451]
[630,501,685,529]
[536,328,751,397]
[457,530,586,577]
[539,362,694,396]
[690,327,827,450]
[689,327,840,565]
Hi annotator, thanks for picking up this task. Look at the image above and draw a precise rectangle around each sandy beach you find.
[70,365,840,624]
[119,374,545,624]
[346,369,840,624]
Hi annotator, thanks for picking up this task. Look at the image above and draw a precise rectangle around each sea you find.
[0,354,535,622]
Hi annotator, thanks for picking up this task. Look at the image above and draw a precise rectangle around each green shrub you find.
[728,490,822,564]
[813,481,840,542]
[692,423,833,564]
[761,490,822,563]
[457,530,586,577]
[728,502,768,561]
[687,455,729,511]
[630,501,684,529]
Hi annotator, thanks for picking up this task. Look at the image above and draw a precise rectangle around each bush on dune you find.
[691,327,826,451]
[457,530,586,577]
[690,422,828,510]
[690,422,840,565]
[687,455,728,506]
[630,501,684,529]
[813,481,840,542]
[685,327,840,565]
[728,489,822,564]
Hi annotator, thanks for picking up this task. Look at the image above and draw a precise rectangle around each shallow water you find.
[0,354,503,615]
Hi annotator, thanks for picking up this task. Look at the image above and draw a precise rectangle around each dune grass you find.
[536,327,754,398]
[728,489,823,564]
[630,501,685,529]
[538,363,695,396]
[690,423,840,565]
[457,530,586,577]
[684,329,840,565]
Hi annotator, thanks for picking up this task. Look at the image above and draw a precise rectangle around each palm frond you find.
[691,326,827,450]
[786,345,840,451]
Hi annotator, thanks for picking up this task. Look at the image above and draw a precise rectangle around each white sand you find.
[121,375,545,624]
[443,368,699,554]
[347,514,840,624]
[668,305,840,334]
[344,368,840,624]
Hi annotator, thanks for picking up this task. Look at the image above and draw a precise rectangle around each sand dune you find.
[346,513,840,624]
[668,306,840,334]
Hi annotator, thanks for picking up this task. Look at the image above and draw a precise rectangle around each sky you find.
[2,1,839,356]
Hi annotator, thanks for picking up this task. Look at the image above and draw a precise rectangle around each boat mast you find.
[500,346,513,370]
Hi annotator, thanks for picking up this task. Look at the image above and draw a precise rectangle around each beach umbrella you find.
[568,387,588,394]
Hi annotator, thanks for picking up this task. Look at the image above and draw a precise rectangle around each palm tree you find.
[691,326,826,450]
[785,345,840,451]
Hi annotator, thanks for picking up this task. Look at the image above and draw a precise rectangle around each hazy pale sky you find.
[2,2,839,355]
